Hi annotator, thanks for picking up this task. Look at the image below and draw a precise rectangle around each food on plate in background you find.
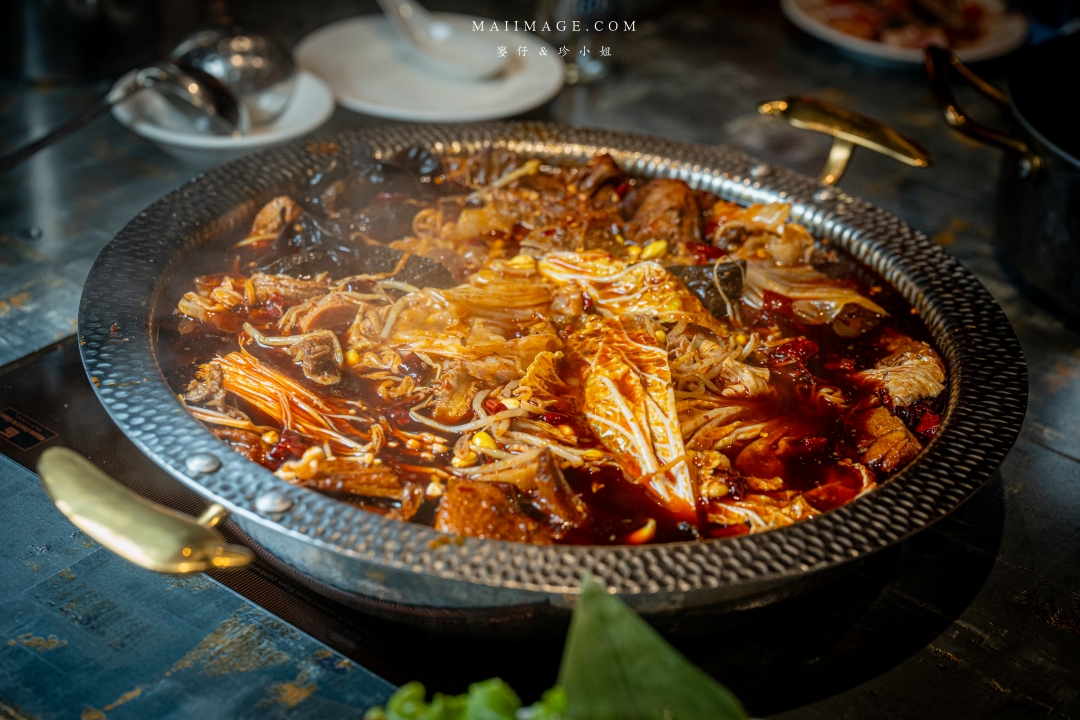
[806,0,993,48]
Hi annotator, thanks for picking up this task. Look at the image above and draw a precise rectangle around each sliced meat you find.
[734,432,786,479]
[245,323,344,386]
[346,304,391,350]
[858,334,946,407]
[290,330,344,385]
[859,406,922,473]
[803,460,876,510]
[575,154,624,196]
[706,491,819,533]
[249,196,302,238]
[290,462,403,498]
[465,449,586,539]
[463,355,522,385]
[447,147,522,187]
[430,362,480,424]
[705,200,743,234]
[209,427,264,464]
[280,292,366,333]
[386,482,426,521]
[434,479,552,543]
[624,179,702,245]
[251,273,333,304]
[518,450,586,537]
[548,289,585,325]
[184,363,226,407]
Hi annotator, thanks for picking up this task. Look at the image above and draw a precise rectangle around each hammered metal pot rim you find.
[78,121,1028,602]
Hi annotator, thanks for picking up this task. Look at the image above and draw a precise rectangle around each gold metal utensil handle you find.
[37,447,253,574]
[759,96,934,186]
[924,46,1041,180]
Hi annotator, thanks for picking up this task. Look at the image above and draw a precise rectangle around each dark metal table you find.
[3,1,1080,717]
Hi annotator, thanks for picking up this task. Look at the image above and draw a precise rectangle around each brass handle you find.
[759,95,934,186]
[924,46,1041,180]
[37,447,253,574]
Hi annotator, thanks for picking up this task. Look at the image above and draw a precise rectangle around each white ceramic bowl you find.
[111,69,336,166]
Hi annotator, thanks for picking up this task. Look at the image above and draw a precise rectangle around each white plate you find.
[781,0,1028,64]
[295,14,565,122]
[111,70,336,165]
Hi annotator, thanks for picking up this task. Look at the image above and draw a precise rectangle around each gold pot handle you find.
[37,447,253,574]
[758,95,934,186]
[924,46,1041,179]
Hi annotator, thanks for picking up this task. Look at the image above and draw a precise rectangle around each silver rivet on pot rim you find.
[813,187,837,202]
[750,162,771,178]
[256,491,293,513]
[185,452,221,474]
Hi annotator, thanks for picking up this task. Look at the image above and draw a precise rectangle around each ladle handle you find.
[37,446,253,574]
[924,46,1042,180]
[0,78,144,175]
[759,95,934,186]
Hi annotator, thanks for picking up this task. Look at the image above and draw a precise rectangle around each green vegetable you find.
[557,576,747,720]
[365,678,538,720]
[363,681,467,720]
[518,687,568,720]
[365,577,745,720]
[464,678,522,720]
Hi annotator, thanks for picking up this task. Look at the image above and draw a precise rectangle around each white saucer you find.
[782,0,1028,65]
[295,14,565,122]
[111,70,336,165]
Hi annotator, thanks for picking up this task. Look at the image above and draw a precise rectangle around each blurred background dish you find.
[374,0,509,80]
[110,68,334,165]
[295,14,564,121]
[169,27,298,128]
[782,0,1029,64]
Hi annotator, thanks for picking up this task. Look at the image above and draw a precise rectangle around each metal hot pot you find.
[41,120,1027,628]
[927,36,1080,328]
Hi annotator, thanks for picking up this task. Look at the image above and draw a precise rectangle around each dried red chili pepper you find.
[825,357,856,372]
[915,412,941,437]
[265,292,286,319]
[399,353,427,381]
[687,241,724,264]
[768,337,819,366]
[266,430,306,462]
[541,411,572,426]
[483,398,507,415]
[762,290,794,317]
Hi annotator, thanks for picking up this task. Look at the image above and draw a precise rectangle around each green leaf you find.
[519,686,568,720]
[464,678,521,720]
[366,682,469,720]
[427,692,468,720]
[557,576,747,720]
[372,682,429,720]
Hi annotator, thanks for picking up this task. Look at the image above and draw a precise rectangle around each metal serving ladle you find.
[171,28,297,130]
[0,28,295,175]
